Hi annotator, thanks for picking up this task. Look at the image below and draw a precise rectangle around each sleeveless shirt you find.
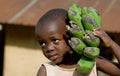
[42,62,97,76]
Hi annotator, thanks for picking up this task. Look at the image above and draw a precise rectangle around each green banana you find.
[88,7,101,26]
[81,7,101,30]
[68,37,86,54]
[81,7,101,25]
[83,30,100,47]
[84,47,100,59]
[68,21,85,40]
[82,15,99,31]
[68,4,84,31]
[81,7,88,15]
[67,4,101,73]
[77,56,95,73]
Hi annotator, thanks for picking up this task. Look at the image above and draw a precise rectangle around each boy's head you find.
[35,8,72,64]
[36,8,68,37]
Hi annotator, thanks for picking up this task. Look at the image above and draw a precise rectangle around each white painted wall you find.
[3,45,48,76]
[3,25,49,76]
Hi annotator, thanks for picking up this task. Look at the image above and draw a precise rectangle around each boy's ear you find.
[66,31,72,39]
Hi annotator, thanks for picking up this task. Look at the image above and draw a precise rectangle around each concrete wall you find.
[3,25,49,76]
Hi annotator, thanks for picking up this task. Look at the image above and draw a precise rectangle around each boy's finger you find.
[93,27,101,31]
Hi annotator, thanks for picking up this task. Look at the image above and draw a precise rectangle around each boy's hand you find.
[93,28,112,47]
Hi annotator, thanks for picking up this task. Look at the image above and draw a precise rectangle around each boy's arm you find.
[93,28,120,63]
[96,57,120,75]
[109,39,120,63]
[37,65,46,76]
[93,28,120,75]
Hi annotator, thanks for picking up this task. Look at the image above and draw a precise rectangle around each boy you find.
[35,8,120,76]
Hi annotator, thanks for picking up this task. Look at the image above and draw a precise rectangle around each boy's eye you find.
[39,41,46,47]
[41,43,46,47]
[52,39,59,44]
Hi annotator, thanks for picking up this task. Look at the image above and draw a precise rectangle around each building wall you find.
[3,25,49,76]
[2,24,120,76]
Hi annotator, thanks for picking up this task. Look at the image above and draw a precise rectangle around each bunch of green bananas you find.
[67,4,101,73]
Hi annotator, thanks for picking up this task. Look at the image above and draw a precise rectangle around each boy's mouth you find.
[49,54,58,61]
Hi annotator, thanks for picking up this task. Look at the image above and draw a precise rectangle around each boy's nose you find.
[46,43,54,53]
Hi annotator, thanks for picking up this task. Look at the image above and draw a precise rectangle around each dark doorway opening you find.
[0,24,5,76]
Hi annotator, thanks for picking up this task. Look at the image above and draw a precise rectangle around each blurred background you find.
[0,0,120,76]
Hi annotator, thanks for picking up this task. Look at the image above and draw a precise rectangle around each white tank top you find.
[42,62,97,76]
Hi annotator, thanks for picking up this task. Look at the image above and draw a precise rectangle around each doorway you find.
[0,24,5,76]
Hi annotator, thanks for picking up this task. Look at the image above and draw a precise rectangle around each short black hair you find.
[35,8,70,33]
[37,8,67,25]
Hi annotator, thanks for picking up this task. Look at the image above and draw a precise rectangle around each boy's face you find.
[36,20,71,64]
